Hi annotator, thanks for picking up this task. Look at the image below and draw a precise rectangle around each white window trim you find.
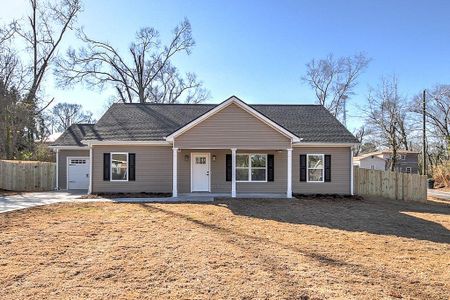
[110,152,129,182]
[306,153,325,183]
[405,167,412,173]
[236,153,268,183]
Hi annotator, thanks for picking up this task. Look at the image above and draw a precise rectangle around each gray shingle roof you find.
[52,102,358,146]
[51,123,96,146]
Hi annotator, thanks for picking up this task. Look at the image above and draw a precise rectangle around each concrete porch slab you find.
[182,193,288,199]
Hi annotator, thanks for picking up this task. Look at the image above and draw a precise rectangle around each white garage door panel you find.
[67,157,90,190]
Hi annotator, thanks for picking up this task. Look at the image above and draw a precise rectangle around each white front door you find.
[67,157,90,190]
[191,153,210,192]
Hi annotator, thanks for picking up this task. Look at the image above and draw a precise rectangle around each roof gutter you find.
[292,142,359,147]
[81,140,172,146]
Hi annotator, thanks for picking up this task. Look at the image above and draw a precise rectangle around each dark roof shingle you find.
[73,102,358,144]
[51,123,96,146]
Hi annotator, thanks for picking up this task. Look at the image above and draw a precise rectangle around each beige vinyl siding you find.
[92,145,172,193]
[175,103,291,149]
[89,145,351,195]
[58,149,89,190]
[178,149,287,194]
[293,147,351,195]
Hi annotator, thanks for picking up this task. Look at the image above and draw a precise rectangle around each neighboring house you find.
[354,150,419,174]
[35,132,63,145]
[49,96,359,198]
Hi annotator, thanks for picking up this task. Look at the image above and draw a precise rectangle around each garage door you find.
[67,157,90,190]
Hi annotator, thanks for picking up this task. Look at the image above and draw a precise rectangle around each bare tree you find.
[412,85,450,152]
[363,76,410,171]
[15,0,82,106]
[56,19,209,103]
[0,0,81,158]
[51,102,95,131]
[302,53,370,124]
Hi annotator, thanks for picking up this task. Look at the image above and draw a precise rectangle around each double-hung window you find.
[236,154,267,182]
[307,154,324,182]
[111,152,128,181]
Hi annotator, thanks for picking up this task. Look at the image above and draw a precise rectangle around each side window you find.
[307,154,324,182]
[111,153,128,181]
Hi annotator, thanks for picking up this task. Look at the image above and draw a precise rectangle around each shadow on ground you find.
[207,197,450,244]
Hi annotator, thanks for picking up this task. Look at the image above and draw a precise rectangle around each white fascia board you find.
[49,145,89,151]
[293,142,358,147]
[165,96,301,142]
[82,140,172,146]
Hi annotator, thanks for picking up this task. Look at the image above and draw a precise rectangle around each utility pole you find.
[422,89,427,176]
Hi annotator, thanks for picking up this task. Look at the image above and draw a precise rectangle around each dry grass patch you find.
[0,197,449,299]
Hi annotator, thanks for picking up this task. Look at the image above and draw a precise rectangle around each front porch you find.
[172,148,293,199]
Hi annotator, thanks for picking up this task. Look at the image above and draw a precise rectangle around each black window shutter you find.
[324,154,331,182]
[267,154,274,181]
[299,154,307,182]
[226,154,232,181]
[129,153,136,181]
[103,153,110,181]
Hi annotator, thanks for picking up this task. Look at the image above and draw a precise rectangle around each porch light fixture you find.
[184,154,189,161]
[212,155,216,161]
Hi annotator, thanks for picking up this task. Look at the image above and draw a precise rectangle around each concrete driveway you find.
[0,190,104,213]
[428,189,450,201]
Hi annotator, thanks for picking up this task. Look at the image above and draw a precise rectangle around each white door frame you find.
[190,152,211,192]
[66,156,90,190]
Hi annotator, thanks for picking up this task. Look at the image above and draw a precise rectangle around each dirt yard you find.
[0,197,449,299]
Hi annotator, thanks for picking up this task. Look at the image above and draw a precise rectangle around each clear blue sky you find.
[2,0,450,130]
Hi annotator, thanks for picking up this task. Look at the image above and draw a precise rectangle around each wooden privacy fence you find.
[354,167,427,202]
[0,160,56,191]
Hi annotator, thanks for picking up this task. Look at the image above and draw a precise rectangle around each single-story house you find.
[49,96,358,198]
[353,150,419,173]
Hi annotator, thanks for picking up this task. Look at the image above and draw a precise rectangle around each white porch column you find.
[231,148,237,198]
[172,147,178,197]
[55,148,59,190]
[88,147,93,194]
[287,148,293,198]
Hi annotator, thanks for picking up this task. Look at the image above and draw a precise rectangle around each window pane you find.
[251,154,266,167]
[308,169,323,182]
[251,169,266,181]
[236,168,249,181]
[308,155,323,168]
[236,155,249,167]
[112,153,128,180]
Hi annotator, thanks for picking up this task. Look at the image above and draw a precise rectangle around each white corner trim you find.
[165,96,301,142]
[350,149,354,195]
[55,149,59,190]
[88,147,93,194]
